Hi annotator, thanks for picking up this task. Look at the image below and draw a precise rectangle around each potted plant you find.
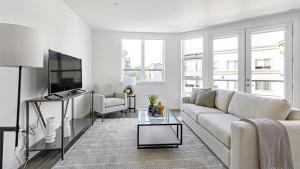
[148,95,158,115]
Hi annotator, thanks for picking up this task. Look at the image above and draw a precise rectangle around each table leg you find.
[26,102,29,161]
[61,101,64,160]
[134,95,136,112]
[180,124,183,145]
[91,91,94,125]
[137,125,140,149]
[71,98,74,120]
[0,131,3,169]
[129,96,131,110]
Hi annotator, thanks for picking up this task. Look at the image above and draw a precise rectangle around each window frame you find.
[121,38,166,83]
[181,37,204,96]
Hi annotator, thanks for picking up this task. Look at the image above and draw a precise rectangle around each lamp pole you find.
[15,66,22,147]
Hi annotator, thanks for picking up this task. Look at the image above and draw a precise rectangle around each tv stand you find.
[70,89,86,94]
[25,90,94,161]
[44,93,64,100]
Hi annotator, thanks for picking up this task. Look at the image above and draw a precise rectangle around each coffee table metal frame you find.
[137,108,183,149]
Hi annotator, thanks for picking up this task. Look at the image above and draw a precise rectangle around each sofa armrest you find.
[182,97,191,104]
[230,121,259,169]
[115,92,128,108]
[231,121,300,169]
[280,121,300,169]
[287,108,300,120]
[93,94,105,114]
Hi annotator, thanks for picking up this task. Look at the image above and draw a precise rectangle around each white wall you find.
[93,31,181,109]
[0,0,93,169]
[181,11,300,108]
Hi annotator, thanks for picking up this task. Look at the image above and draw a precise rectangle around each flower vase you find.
[148,104,157,115]
[45,117,56,143]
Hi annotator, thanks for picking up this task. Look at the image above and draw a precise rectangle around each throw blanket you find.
[241,119,294,169]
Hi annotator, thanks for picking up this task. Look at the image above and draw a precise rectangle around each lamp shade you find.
[0,23,43,68]
[123,76,136,86]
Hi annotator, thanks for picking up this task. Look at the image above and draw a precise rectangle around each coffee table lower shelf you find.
[137,124,182,149]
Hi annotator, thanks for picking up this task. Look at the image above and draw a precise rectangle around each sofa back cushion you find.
[215,89,235,112]
[228,92,290,120]
[190,88,211,104]
[195,90,216,108]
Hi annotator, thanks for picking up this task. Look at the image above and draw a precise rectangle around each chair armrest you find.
[231,121,300,169]
[182,97,191,104]
[93,94,105,114]
[115,92,128,108]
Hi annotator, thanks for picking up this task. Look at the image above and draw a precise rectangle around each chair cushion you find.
[215,89,235,112]
[228,92,290,120]
[197,114,240,148]
[182,103,225,121]
[105,98,125,108]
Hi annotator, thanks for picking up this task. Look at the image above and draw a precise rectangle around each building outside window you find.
[227,60,238,70]
[250,30,285,98]
[213,35,239,91]
[255,81,271,91]
[122,39,165,82]
[182,38,203,96]
[255,58,271,69]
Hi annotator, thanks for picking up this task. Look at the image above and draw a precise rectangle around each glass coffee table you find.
[137,108,183,149]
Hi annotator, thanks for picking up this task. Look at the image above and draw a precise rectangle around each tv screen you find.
[48,50,82,94]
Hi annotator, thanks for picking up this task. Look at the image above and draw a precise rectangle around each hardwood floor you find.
[23,111,136,169]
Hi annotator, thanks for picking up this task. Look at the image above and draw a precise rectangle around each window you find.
[122,39,165,82]
[182,38,203,96]
[255,81,271,91]
[249,29,285,98]
[255,58,271,69]
[213,35,238,90]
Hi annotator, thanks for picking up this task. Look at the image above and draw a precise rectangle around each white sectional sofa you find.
[182,89,300,169]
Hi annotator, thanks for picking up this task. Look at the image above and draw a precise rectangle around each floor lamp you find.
[0,23,43,167]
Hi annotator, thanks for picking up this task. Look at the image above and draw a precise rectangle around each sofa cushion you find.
[190,88,211,104]
[182,103,224,121]
[228,92,290,120]
[215,89,235,112]
[105,98,125,108]
[197,114,240,148]
[195,90,216,108]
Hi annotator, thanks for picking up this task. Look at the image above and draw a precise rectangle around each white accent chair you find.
[93,92,128,121]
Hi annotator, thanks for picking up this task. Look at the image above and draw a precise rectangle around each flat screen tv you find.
[48,50,82,94]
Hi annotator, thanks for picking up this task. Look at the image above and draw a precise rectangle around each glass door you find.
[212,35,239,90]
[182,38,203,96]
[245,24,293,100]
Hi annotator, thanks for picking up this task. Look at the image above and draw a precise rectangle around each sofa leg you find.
[102,114,104,122]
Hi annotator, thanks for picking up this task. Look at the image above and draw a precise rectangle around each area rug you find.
[53,118,227,169]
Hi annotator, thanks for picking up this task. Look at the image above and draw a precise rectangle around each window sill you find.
[136,81,167,85]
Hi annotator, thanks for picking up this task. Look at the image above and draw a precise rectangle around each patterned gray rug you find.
[53,118,227,169]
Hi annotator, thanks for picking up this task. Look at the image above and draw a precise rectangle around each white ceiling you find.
[63,0,300,33]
